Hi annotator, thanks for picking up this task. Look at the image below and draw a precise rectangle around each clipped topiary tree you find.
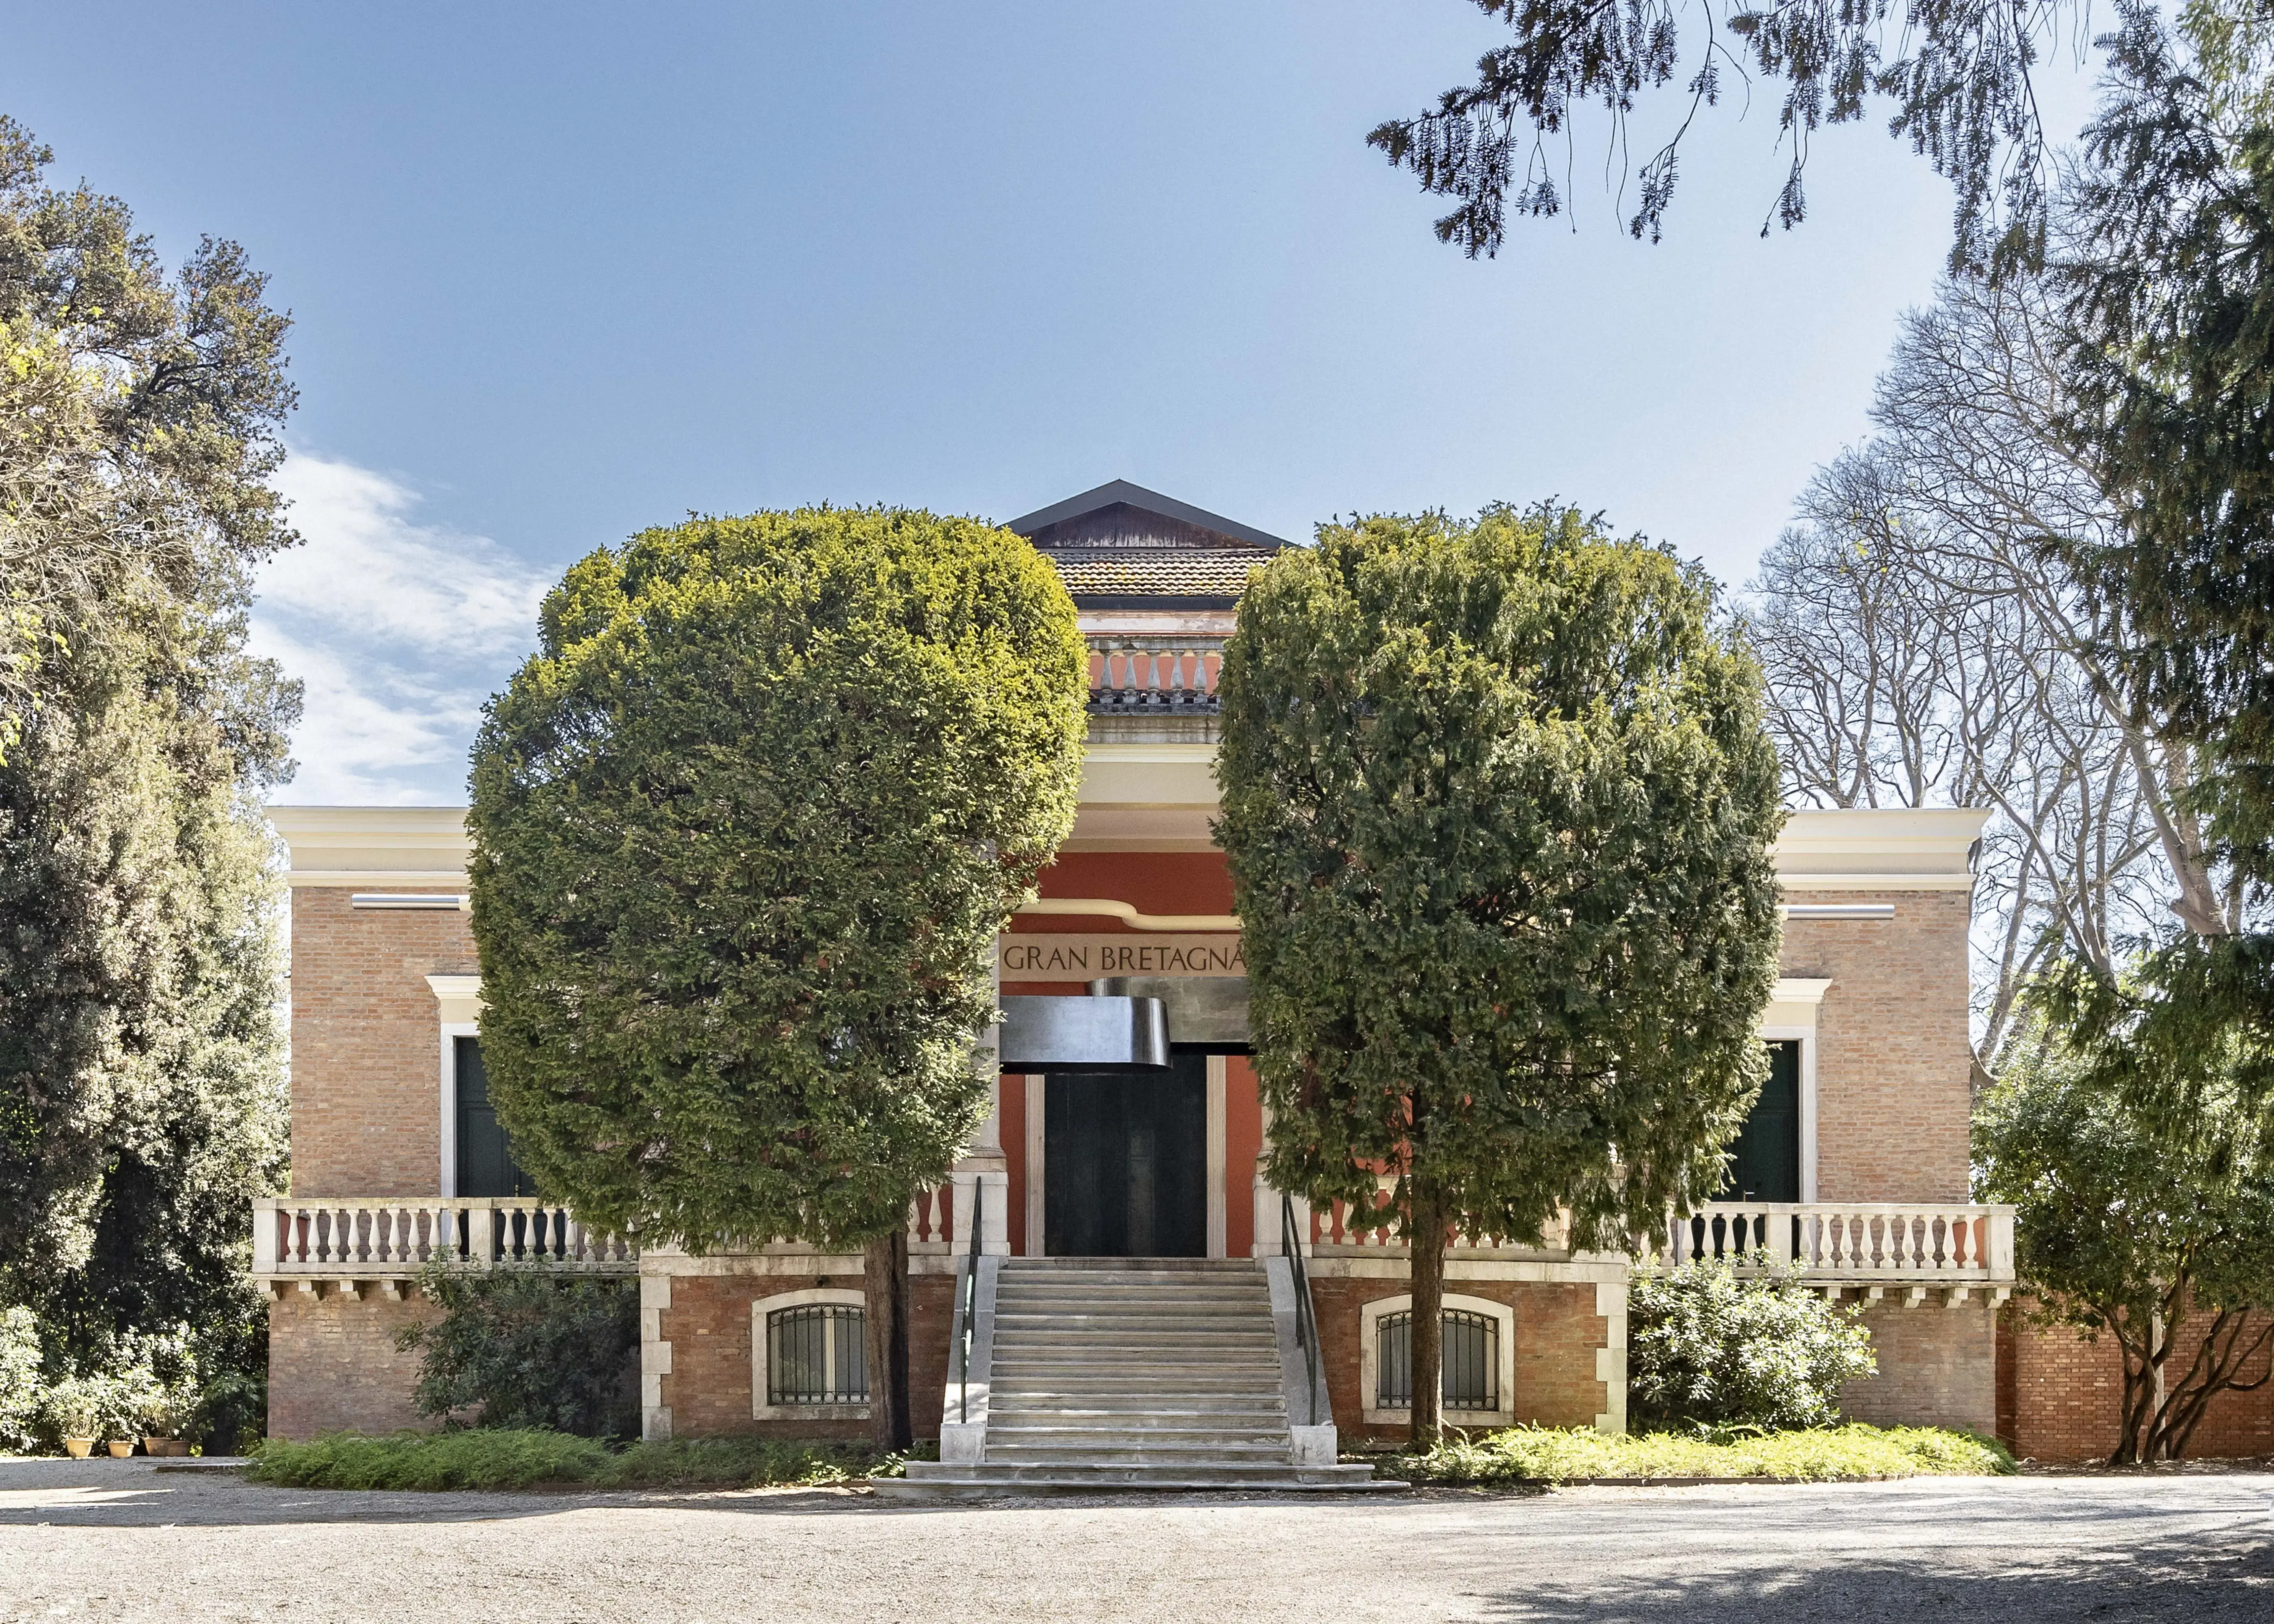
[1626,1257,1877,1431]
[468,508,1087,1448]
[1216,504,1785,1444]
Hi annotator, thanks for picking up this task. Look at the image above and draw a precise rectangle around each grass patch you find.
[1375,1423,2017,1486]
[247,1429,902,1492]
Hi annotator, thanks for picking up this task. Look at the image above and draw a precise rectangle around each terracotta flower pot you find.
[143,1436,191,1458]
[63,1438,93,1459]
[106,1439,134,1458]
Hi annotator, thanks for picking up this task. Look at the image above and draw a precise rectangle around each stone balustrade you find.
[1087,636,1224,715]
[1257,1179,2015,1303]
[251,1197,634,1289]
[252,1171,1008,1294]
[1659,1201,2017,1302]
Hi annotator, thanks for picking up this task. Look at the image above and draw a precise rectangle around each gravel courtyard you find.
[0,1458,2267,1623]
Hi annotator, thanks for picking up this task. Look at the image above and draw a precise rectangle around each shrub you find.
[45,1374,113,1440]
[1628,1255,1876,1430]
[247,1428,897,1491]
[1387,1423,2014,1485]
[0,1308,41,1450]
[251,1429,613,1490]
[398,1267,638,1438]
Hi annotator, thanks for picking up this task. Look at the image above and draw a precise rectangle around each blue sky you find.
[4,2,2101,802]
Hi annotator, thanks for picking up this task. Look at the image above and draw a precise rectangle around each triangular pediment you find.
[1008,479,1288,553]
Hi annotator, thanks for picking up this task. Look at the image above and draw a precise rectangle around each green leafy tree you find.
[1216,504,1784,1444]
[1371,0,2092,269]
[1977,1007,2274,1462]
[400,1269,640,1439]
[468,509,1085,1448]
[2037,1,2274,1142]
[0,116,296,1432]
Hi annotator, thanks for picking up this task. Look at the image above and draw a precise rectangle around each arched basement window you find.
[1375,1308,1499,1412]
[765,1304,868,1406]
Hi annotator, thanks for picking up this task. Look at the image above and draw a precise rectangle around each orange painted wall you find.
[1225,1056,1260,1258]
[1001,1073,1028,1259]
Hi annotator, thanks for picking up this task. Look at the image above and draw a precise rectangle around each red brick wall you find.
[1311,1276,1607,1443]
[1781,889,1973,1202]
[290,888,475,1196]
[1837,1298,1997,1434]
[1999,1301,2274,1462]
[267,1290,440,1438]
[657,1270,956,1439]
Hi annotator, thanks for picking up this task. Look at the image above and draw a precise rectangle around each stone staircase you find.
[890,1258,1388,1495]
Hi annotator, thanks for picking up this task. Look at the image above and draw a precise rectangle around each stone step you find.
[990,1366,1281,1383]
[1001,1301,1282,1310]
[895,1459,1384,1488]
[996,1298,1271,1311]
[986,1447,1296,1468]
[996,1277,1270,1292]
[988,1399,1288,1419]
[1005,1258,1264,1264]
[990,1366,1279,1382]
[996,1319,1282,1337]
[998,1273,1268,1286]
[985,1427,1294,1449]
[992,1339,1281,1354]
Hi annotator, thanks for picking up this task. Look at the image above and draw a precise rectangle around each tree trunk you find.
[1409,1175,1446,1449]
[863,1227,913,1452]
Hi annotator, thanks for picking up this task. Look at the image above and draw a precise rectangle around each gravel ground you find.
[0,1458,2267,1623]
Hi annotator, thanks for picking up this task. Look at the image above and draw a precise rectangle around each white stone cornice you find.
[425,974,483,1024]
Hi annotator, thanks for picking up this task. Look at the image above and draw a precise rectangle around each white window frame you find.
[426,975,483,1198]
[751,1288,871,1421]
[1760,976,1829,1206]
[1358,1292,1517,1427]
[1757,1027,1819,1205]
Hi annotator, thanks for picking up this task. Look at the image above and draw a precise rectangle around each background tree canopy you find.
[1372,0,2092,268]
[1216,503,1784,1440]
[0,115,297,1442]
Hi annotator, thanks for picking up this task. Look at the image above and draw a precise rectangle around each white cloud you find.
[253,453,552,806]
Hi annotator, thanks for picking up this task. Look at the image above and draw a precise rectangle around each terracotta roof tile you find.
[1042,548,1273,602]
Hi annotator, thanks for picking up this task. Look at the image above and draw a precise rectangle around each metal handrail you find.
[1282,1192,1320,1426]
[958,1178,982,1424]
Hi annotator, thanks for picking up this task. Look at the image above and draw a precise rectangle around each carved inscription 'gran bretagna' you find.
[998,933,1245,978]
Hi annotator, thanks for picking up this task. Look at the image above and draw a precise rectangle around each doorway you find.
[1718,1039,1801,1202]
[1043,1055,1207,1257]
[453,1037,536,1198]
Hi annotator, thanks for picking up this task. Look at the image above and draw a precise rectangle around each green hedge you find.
[1381,1423,2016,1486]
[247,1429,901,1491]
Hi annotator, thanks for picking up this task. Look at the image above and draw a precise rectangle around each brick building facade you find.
[257,481,2146,1479]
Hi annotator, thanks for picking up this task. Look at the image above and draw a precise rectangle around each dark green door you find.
[454,1037,536,1198]
[1044,1055,1208,1257]
[1718,1039,1801,1201]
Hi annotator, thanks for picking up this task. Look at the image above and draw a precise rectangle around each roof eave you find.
[1009,479,1290,551]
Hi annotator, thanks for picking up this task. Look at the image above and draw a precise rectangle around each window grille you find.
[766,1304,868,1406]
[1375,1309,1499,1411]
